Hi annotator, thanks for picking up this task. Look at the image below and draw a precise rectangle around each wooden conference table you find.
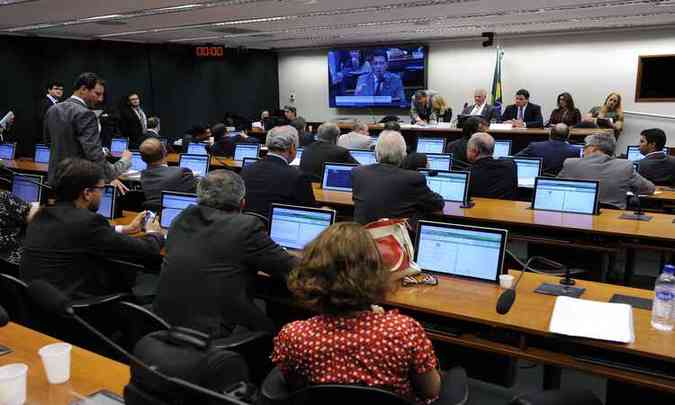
[0,322,128,404]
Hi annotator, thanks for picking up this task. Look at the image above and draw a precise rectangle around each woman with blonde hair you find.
[430,95,452,123]
[585,92,624,134]
[272,222,463,404]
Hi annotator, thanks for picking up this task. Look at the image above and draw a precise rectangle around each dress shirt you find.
[470,103,486,116]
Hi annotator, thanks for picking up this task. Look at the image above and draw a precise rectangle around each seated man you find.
[290,117,315,147]
[445,116,488,169]
[241,125,316,216]
[500,89,544,128]
[352,130,444,224]
[337,119,372,150]
[558,132,655,209]
[516,123,581,174]
[467,132,518,200]
[20,158,165,297]
[139,138,198,210]
[300,122,358,181]
[637,128,675,186]
[154,170,295,337]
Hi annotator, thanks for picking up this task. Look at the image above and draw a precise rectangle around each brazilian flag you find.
[491,46,504,116]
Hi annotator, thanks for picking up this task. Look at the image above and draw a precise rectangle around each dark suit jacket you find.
[547,108,581,127]
[119,106,145,149]
[638,152,675,186]
[20,202,164,297]
[352,163,445,224]
[445,138,470,169]
[37,96,58,144]
[461,103,499,122]
[153,205,294,337]
[468,157,518,199]
[500,103,544,128]
[44,97,129,183]
[141,165,198,210]
[240,155,316,216]
[515,140,581,175]
[299,141,358,181]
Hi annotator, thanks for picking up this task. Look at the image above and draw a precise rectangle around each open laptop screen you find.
[322,163,357,192]
[493,140,512,158]
[233,143,260,161]
[511,157,542,188]
[110,138,128,157]
[242,157,259,168]
[160,191,198,228]
[626,145,669,161]
[187,142,209,155]
[34,144,50,164]
[96,186,117,219]
[426,153,452,170]
[416,137,445,154]
[414,221,507,283]
[0,143,16,160]
[532,177,599,215]
[12,174,43,204]
[349,149,376,165]
[130,151,146,172]
[269,204,335,250]
[290,147,303,166]
[179,154,209,177]
[419,170,469,202]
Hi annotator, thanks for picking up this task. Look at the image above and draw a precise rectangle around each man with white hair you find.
[337,119,372,150]
[154,169,295,337]
[352,130,444,224]
[300,122,358,181]
[241,125,315,215]
[466,132,518,199]
[460,89,499,122]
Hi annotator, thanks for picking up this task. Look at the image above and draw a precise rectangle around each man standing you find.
[461,89,499,122]
[637,128,675,186]
[44,72,131,192]
[119,92,148,148]
[38,81,64,144]
[354,49,405,104]
[500,89,544,128]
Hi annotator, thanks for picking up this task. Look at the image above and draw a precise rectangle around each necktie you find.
[517,106,524,121]
[375,79,382,96]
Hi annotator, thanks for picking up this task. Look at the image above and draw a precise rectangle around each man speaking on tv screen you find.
[354,49,405,103]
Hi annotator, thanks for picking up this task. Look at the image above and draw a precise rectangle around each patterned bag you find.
[364,218,421,279]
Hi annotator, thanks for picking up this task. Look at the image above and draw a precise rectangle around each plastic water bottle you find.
[651,264,675,331]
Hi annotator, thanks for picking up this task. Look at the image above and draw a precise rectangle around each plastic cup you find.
[499,274,515,289]
[0,363,28,405]
[38,343,72,384]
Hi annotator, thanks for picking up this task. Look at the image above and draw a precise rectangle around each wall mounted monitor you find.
[349,149,377,165]
[321,162,358,192]
[416,137,445,154]
[510,157,542,188]
[11,174,44,204]
[160,191,198,229]
[532,177,600,215]
[110,138,129,157]
[0,143,16,160]
[493,140,512,158]
[626,145,669,161]
[418,170,469,203]
[414,221,507,283]
[233,143,261,161]
[268,204,336,250]
[179,154,209,177]
[328,45,427,108]
[187,142,209,155]
[426,153,452,170]
[635,54,675,102]
[96,185,117,219]
[34,144,50,164]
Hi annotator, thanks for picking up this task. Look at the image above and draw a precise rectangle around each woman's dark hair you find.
[211,123,227,142]
[53,158,104,202]
[402,152,428,170]
[288,223,389,315]
[462,117,482,139]
[556,92,576,111]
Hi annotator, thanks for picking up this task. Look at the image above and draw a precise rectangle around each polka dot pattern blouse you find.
[272,310,438,402]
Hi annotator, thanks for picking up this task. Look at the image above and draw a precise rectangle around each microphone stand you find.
[0,162,53,190]
[619,195,652,222]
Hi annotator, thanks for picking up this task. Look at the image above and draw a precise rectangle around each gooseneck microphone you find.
[26,281,248,405]
[496,255,535,315]
[0,305,9,327]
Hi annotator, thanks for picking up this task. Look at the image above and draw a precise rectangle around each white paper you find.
[549,296,635,344]
[489,123,513,131]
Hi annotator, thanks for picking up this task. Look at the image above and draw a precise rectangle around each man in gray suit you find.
[460,89,499,122]
[558,132,655,209]
[139,138,198,209]
[354,49,405,103]
[44,72,131,191]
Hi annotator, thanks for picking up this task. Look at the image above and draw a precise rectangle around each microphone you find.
[26,281,248,405]
[496,255,535,315]
[0,305,9,327]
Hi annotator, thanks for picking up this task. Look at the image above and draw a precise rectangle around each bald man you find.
[516,123,582,174]
[460,89,499,122]
[466,132,518,199]
[139,138,198,209]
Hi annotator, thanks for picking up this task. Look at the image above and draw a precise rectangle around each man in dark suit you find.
[118,93,147,149]
[445,116,488,169]
[300,122,358,181]
[44,72,131,191]
[354,49,405,103]
[637,128,675,186]
[516,123,581,174]
[139,138,198,210]
[460,88,499,122]
[241,125,315,216]
[37,81,63,144]
[20,158,165,297]
[352,130,444,224]
[154,170,295,337]
[467,132,518,199]
[500,89,544,128]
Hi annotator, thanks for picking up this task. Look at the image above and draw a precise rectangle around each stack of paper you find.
[549,296,635,344]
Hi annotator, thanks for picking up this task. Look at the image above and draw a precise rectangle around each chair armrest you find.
[71,293,127,308]
[212,330,270,350]
[440,366,468,405]
[260,367,291,403]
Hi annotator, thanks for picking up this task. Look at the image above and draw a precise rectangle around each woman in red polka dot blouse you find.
[272,223,445,404]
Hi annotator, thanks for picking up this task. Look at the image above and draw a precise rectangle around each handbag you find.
[364,218,421,279]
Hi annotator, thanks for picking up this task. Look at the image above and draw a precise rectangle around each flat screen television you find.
[636,54,675,102]
[328,45,427,108]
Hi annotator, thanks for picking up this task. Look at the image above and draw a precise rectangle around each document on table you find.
[549,296,635,344]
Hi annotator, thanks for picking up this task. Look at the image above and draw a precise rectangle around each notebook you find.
[418,170,469,203]
[416,137,445,154]
[493,140,512,158]
[96,185,117,219]
[349,149,376,165]
[426,153,453,170]
[34,144,50,164]
[233,143,260,161]
[0,143,16,160]
[549,296,635,344]
[322,163,357,192]
[110,138,128,157]
[268,204,335,250]
[160,191,198,228]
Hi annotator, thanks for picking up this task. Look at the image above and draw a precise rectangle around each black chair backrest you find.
[292,384,414,405]
[0,273,31,326]
[0,257,20,277]
[116,301,170,352]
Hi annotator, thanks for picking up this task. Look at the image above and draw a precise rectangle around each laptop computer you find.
[129,151,146,172]
[349,149,377,165]
[110,138,129,157]
[416,137,445,154]
[268,204,336,250]
[33,144,50,164]
[510,157,542,188]
[414,220,508,283]
[11,174,44,204]
[160,191,198,229]
[0,143,16,160]
[569,143,584,158]
[532,177,600,215]
[493,140,512,158]
[419,170,470,204]
[179,154,210,177]
[96,185,118,219]
[186,142,209,155]
[233,143,261,161]
[426,153,453,170]
[242,157,259,168]
[626,145,669,161]
[321,162,358,192]
[290,147,303,166]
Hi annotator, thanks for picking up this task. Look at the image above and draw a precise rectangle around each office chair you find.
[509,389,602,405]
[115,301,171,353]
[244,210,270,230]
[0,272,31,325]
[0,257,20,277]
[213,330,273,384]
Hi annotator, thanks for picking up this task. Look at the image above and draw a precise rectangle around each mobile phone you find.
[143,211,156,229]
